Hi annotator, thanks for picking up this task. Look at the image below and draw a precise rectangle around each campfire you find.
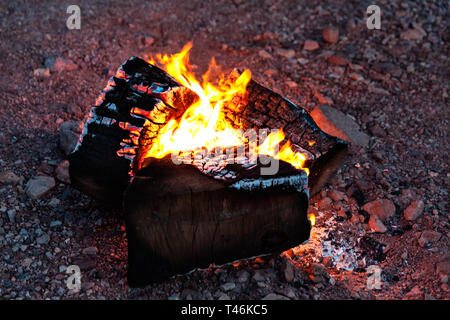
[68,43,347,286]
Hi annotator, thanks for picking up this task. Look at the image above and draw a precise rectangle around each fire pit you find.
[68,43,347,286]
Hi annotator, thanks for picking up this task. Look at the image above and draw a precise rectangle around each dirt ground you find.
[0,0,448,300]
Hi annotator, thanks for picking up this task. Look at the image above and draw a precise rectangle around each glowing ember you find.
[145,42,309,174]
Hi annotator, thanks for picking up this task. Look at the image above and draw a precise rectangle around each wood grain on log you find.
[124,156,310,286]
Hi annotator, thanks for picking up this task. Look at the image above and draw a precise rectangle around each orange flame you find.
[144,42,308,174]
[309,213,316,226]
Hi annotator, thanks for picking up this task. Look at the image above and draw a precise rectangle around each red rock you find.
[310,104,370,147]
[404,200,424,221]
[337,207,347,218]
[276,48,296,59]
[362,199,396,221]
[418,231,442,247]
[303,40,319,51]
[258,49,272,59]
[313,91,333,105]
[47,57,78,72]
[327,55,349,66]
[368,216,387,233]
[350,214,360,224]
[285,80,298,89]
[33,68,50,78]
[322,28,339,44]
[143,36,155,46]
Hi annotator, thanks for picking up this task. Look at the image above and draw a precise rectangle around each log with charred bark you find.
[124,156,310,286]
[69,57,346,204]
[223,79,347,195]
[66,56,348,286]
[68,57,196,205]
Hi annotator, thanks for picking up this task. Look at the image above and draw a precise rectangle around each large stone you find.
[25,176,55,199]
[310,104,370,147]
[404,200,424,221]
[362,199,396,222]
[59,121,82,156]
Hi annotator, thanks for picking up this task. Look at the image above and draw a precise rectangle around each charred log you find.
[223,79,348,195]
[68,57,195,205]
[69,57,346,204]
[124,156,310,286]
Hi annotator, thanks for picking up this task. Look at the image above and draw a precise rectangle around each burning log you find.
[124,156,310,286]
[69,56,346,204]
[67,47,347,286]
[223,79,347,195]
[68,57,196,205]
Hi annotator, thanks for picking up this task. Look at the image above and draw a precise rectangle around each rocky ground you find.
[0,0,448,300]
